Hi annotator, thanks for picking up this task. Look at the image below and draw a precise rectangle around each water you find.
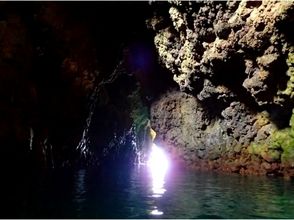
[2,164,294,218]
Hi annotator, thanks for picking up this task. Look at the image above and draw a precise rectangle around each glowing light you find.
[147,143,169,197]
[150,209,164,216]
[147,143,169,175]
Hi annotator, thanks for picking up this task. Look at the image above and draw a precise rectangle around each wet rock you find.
[151,91,259,161]
[149,0,294,177]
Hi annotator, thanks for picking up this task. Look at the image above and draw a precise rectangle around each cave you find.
[1,1,294,218]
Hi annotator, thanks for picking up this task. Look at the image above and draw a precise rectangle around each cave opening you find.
[1,1,294,219]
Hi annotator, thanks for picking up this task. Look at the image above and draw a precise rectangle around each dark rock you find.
[214,22,231,39]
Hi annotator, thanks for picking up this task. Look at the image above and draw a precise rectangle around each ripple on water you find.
[7,165,294,218]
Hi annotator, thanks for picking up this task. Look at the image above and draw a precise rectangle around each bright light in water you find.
[150,209,164,216]
[147,143,169,216]
[147,143,169,179]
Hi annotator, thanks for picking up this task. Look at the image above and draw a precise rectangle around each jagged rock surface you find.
[149,0,294,176]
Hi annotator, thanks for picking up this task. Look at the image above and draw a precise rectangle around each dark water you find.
[2,164,294,218]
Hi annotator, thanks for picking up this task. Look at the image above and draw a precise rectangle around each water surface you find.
[2,164,294,218]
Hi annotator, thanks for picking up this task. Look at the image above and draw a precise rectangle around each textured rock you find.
[151,91,263,162]
[148,0,293,107]
[149,0,294,176]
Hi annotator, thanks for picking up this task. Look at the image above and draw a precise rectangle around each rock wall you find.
[0,2,159,169]
[149,0,294,177]
[0,2,105,168]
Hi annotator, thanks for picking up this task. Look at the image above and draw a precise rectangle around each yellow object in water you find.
[150,128,156,141]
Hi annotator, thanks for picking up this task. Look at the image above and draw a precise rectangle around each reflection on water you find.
[73,169,86,216]
[80,166,294,219]
[146,143,170,216]
[5,162,294,218]
[150,209,164,216]
[147,143,169,197]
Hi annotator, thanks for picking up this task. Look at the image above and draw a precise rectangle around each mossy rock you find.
[253,111,270,130]
[271,128,290,147]
[270,110,294,165]
[286,50,294,66]
[281,146,294,166]
[248,142,281,162]
[274,129,294,164]
[281,50,294,98]
[261,149,281,163]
